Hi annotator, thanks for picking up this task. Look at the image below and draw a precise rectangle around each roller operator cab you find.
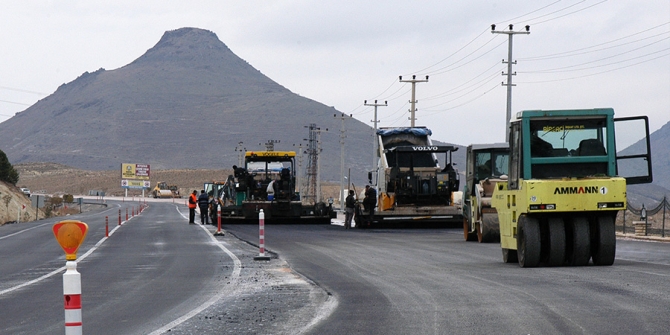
[463,143,509,243]
[491,108,652,267]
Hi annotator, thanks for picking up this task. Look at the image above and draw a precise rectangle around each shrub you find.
[0,150,19,185]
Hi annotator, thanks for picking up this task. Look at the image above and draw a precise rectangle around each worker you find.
[266,179,276,200]
[233,165,247,178]
[344,189,356,229]
[198,189,209,225]
[364,185,377,222]
[209,194,220,225]
[188,190,198,224]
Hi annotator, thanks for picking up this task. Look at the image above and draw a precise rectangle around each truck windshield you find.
[530,118,607,157]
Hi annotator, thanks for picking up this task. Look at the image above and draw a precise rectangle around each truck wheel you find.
[502,248,518,263]
[463,219,477,241]
[567,217,591,266]
[545,218,566,267]
[591,216,615,266]
[517,216,541,268]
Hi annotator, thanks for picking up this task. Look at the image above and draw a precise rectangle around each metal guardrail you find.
[619,197,669,238]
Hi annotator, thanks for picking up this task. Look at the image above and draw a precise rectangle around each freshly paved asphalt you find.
[227,223,670,334]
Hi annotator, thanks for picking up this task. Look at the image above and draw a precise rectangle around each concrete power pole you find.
[491,24,530,142]
[304,124,318,205]
[399,75,428,127]
[364,100,387,173]
[334,112,352,210]
[293,143,304,198]
[235,141,246,167]
[315,127,327,204]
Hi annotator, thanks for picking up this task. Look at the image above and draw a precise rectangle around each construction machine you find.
[463,143,509,242]
[355,127,463,228]
[152,181,180,198]
[491,108,652,267]
[205,150,335,224]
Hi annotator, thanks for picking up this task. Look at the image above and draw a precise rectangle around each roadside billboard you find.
[121,163,150,180]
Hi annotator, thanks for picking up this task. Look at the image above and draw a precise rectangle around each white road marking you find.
[148,206,242,335]
[0,206,132,296]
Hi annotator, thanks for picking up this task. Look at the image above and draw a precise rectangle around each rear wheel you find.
[502,248,518,263]
[567,217,591,266]
[545,218,566,267]
[517,215,541,268]
[592,216,616,266]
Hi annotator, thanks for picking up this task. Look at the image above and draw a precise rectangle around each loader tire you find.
[567,217,591,266]
[545,218,566,267]
[517,215,541,268]
[591,216,616,266]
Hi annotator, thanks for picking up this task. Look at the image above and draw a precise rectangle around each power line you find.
[517,51,670,83]
[0,86,48,95]
[525,0,609,27]
[520,23,670,61]
[521,43,670,74]
[0,99,31,106]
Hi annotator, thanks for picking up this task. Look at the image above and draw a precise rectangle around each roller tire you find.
[545,217,566,267]
[517,216,541,268]
[592,216,616,266]
[478,213,499,243]
[567,217,591,266]
[502,248,518,263]
[463,218,477,241]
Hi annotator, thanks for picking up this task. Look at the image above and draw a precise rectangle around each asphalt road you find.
[227,223,670,335]
[1,200,669,334]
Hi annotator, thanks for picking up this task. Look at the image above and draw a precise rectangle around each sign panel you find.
[121,163,150,180]
[52,220,89,260]
[121,180,151,189]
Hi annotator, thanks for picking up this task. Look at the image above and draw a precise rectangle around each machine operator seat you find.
[577,139,606,156]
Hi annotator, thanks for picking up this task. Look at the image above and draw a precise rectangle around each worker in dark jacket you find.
[198,190,210,225]
[364,185,377,221]
[188,190,198,224]
[344,190,356,229]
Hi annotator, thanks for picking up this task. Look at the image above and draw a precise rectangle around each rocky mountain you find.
[0,27,424,185]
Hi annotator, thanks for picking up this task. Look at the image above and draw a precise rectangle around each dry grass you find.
[15,162,343,203]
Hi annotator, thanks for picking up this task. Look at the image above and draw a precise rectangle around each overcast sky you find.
[1,1,668,147]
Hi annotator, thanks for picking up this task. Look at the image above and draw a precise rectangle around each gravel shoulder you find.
[161,225,336,334]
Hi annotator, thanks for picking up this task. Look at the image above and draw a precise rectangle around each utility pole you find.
[261,139,280,151]
[304,124,326,204]
[364,99,387,173]
[491,23,530,142]
[235,142,246,167]
[304,125,317,205]
[334,112,352,210]
[293,143,305,198]
[315,127,327,203]
[399,75,428,127]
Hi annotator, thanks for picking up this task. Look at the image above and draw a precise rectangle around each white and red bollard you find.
[254,209,270,260]
[118,209,121,225]
[105,216,108,237]
[214,203,224,236]
[63,261,83,334]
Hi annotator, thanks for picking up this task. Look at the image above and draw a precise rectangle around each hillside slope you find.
[0,28,391,184]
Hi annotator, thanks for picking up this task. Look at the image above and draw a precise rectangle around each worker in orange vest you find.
[188,190,198,224]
